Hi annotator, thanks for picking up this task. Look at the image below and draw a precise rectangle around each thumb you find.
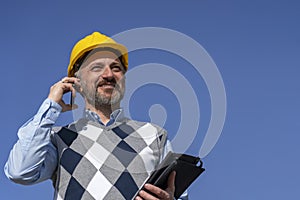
[60,101,78,112]
[167,171,176,192]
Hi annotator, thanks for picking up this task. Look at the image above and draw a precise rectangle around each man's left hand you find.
[135,171,176,200]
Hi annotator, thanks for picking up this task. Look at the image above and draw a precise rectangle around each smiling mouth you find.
[100,84,114,88]
[98,82,118,90]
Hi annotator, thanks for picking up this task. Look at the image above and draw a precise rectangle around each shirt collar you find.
[84,108,124,126]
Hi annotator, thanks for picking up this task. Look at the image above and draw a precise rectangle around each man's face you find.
[76,50,125,107]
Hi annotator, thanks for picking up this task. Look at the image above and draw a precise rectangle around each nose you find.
[101,66,114,79]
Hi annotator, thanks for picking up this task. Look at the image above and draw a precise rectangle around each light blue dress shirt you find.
[4,98,188,199]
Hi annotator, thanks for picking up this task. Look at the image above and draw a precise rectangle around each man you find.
[5,32,187,200]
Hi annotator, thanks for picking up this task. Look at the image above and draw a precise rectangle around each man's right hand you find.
[135,171,176,200]
[48,77,80,112]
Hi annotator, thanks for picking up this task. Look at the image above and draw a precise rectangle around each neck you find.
[85,101,120,124]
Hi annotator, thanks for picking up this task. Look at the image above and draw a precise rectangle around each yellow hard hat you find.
[67,32,128,77]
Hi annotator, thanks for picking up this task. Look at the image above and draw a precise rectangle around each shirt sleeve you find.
[162,140,189,200]
[4,98,61,185]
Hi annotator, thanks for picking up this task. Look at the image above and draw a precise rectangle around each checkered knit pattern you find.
[51,118,167,200]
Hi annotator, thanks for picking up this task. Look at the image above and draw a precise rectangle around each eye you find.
[111,65,123,72]
[90,64,104,72]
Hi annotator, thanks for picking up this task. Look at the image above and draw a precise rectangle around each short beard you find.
[94,88,124,107]
[82,82,124,108]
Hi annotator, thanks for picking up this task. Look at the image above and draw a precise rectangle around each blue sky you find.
[1,0,300,199]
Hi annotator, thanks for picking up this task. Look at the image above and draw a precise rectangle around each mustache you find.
[97,78,122,90]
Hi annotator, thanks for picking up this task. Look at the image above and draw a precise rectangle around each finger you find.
[61,82,75,94]
[144,184,170,199]
[61,77,81,94]
[61,103,78,112]
[138,189,159,200]
[134,196,143,200]
[52,82,72,95]
[61,104,72,112]
[61,77,80,83]
[63,104,78,112]
[167,171,176,192]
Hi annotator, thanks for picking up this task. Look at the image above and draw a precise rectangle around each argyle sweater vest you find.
[50,118,167,200]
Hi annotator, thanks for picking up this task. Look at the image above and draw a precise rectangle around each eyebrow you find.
[88,59,121,66]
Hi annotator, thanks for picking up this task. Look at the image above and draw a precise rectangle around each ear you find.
[74,72,84,94]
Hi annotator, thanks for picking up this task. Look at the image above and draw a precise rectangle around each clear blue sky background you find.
[1,0,300,199]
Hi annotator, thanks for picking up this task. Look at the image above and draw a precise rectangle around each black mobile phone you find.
[70,83,76,105]
[70,93,74,105]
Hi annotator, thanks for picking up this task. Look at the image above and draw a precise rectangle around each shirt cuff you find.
[43,98,62,122]
[29,98,62,126]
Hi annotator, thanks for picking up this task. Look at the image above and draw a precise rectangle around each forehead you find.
[84,50,121,64]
